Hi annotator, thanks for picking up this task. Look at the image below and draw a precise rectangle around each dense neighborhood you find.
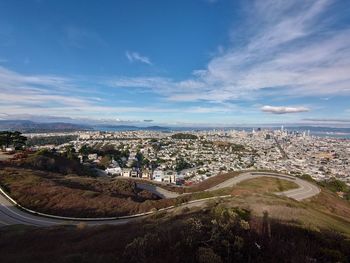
[22,128,350,186]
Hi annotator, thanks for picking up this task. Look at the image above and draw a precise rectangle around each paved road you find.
[0,193,143,227]
[274,137,288,159]
[208,172,320,201]
[0,172,319,227]
[139,172,320,201]
[137,183,180,198]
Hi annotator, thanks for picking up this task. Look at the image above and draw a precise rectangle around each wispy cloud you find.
[111,0,350,103]
[126,51,152,65]
[261,105,310,114]
[0,65,242,120]
[0,66,92,109]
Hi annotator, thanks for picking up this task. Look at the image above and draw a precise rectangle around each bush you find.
[123,233,161,263]
[318,178,348,193]
[197,247,222,263]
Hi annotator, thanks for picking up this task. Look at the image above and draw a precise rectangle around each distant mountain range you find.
[93,125,170,131]
[1,120,350,135]
[0,120,170,133]
[0,120,91,133]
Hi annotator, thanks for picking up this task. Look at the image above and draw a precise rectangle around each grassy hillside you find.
[0,166,178,217]
[8,150,96,176]
[1,164,350,237]
[0,162,349,262]
[0,198,349,263]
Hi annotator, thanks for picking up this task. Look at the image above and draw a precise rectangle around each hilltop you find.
[0,188,349,263]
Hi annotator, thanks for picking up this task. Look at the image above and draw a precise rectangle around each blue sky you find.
[0,0,350,126]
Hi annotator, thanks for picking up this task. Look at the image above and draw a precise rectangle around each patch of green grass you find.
[236,177,299,193]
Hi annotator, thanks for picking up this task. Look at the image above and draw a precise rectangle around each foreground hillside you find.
[0,165,177,217]
[1,152,350,262]
[1,154,350,232]
[0,198,349,263]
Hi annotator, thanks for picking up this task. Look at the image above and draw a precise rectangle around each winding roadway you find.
[0,172,320,227]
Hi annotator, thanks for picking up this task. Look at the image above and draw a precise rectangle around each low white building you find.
[163,170,177,184]
[105,167,122,176]
[130,170,138,178]
[142,169,151,179]
[105,158,122,176]
[122,168,132,177]
[88,153,98,161]
[153,169,164,182]
[5,147,15,152]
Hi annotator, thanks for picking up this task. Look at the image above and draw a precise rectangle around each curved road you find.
[207,172,320,201]
[0,172,319,227]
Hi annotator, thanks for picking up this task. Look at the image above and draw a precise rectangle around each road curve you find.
[207,172,320,201]
[0,172,319,227]
[136,183,180,199]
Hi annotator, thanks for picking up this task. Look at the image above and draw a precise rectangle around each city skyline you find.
[1,0,350,127]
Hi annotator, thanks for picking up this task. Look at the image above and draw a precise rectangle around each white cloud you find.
[111,0,350,102]
[0,66,92,108]
[261,105,310,114]
[126,51,152,65]
[0,65,243,120]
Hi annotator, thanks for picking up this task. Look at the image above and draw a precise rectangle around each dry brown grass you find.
[308,189,350,221]
[0,165,179,217]
[0,198,349,263]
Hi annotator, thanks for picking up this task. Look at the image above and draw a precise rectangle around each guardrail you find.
[0,185,231,223]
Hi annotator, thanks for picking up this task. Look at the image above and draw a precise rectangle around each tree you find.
[136,151,144,163]
[99,155,111,168]
[64,145,77,161]
[175,158,191,172]
[78,144,93,156]
[0,131,27,149]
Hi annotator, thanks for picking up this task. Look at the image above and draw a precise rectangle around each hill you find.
[9,150,96,176]
[0,166,168,217]
[0,194,349,263]
[0,120,91,133]
[0,155,350,262]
